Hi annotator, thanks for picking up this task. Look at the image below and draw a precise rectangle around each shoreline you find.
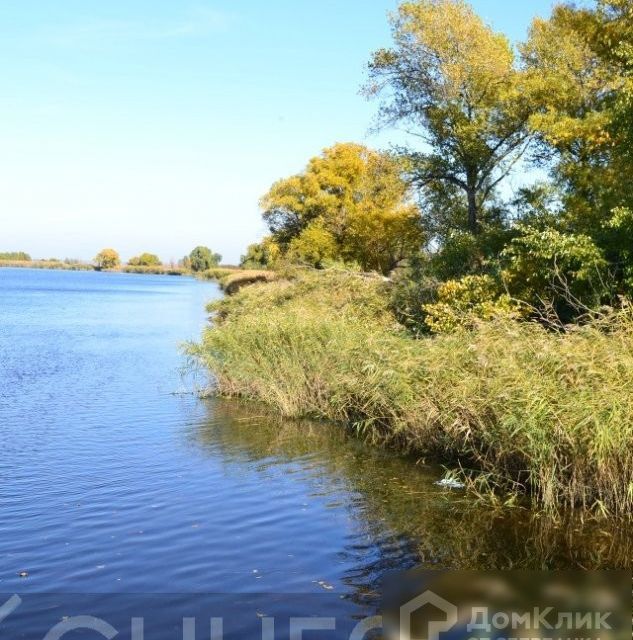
[0,260,188,276]
[191,268,633,521]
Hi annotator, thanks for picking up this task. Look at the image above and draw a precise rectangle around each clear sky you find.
[1,1,555,264]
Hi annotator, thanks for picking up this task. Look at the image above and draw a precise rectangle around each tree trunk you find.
[466,188,479,235]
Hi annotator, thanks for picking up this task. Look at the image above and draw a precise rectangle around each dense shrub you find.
[502,226,609,320]
[128,253,162,267]
[422,275,518,333]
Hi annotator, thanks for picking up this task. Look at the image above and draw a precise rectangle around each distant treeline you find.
[0,252,31,261]
[0,245,223,276]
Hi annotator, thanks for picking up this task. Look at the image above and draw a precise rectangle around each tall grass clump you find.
[191,271,633,518]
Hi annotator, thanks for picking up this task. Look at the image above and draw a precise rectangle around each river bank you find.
[11,264,627,608]
[0,259,187,275]
[192,268,633,520]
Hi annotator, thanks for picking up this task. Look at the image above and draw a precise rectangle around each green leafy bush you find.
[423,275,518,333]
[128,253,162,267]
[502,226,609,319]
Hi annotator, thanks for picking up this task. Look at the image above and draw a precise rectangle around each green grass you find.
[191,270,633,518]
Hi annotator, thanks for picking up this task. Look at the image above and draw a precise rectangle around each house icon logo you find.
[399,590,458,640]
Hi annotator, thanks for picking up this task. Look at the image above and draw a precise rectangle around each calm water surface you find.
[0,269,630,634]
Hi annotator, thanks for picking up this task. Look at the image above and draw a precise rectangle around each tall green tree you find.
[189,246,221,272]
[522,0,633,289]
[365,0,533,234]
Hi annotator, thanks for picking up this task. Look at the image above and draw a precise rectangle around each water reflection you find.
[191,398,633,576]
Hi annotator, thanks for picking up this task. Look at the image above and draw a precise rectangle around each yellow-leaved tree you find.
[520,0,633,291]
[365,0,533,234]
[94,248,120,270]
[521,1,630,228]
[260,142,424,274]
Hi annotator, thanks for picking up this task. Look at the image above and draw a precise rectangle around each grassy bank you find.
[192,270,633,518]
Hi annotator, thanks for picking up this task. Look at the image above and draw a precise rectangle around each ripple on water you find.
[1,268,630,617]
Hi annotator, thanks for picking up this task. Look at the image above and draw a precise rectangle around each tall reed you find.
[191,271,633,517]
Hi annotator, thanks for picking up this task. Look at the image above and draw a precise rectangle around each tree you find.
[0,251,31,261]
[287,221,338,268]
[521,0,633,292]
[94,248,120,270]
[365,0,533,234]
[240,237,281,268]
[128,253,161,267]
[188,246,221,272]
[260,142,424,274]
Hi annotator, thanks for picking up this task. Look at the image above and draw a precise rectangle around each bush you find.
[389,255,440,335]
[603,207,633,292]
[502,226,609,320]
[422,275,518,333]
[128,252,162,267]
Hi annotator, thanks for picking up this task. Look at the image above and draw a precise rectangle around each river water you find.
[0,268,630,636]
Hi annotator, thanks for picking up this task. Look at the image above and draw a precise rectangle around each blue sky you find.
[1,1,555,264]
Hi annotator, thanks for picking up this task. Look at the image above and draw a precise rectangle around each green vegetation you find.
[253,142,424,274]
[0,251,31,261]
[187,246,222,272]
[94,248,121,270]
[0,258,94,271]
[121,264,185,276]
[193,0,633,519]
[365,0,532,235]
[0,249,187,275]
[236,0,633,329]
[193,270,633,518]
[128,252,162,267]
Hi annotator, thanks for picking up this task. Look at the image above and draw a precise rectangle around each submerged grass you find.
[191,270,633,518]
